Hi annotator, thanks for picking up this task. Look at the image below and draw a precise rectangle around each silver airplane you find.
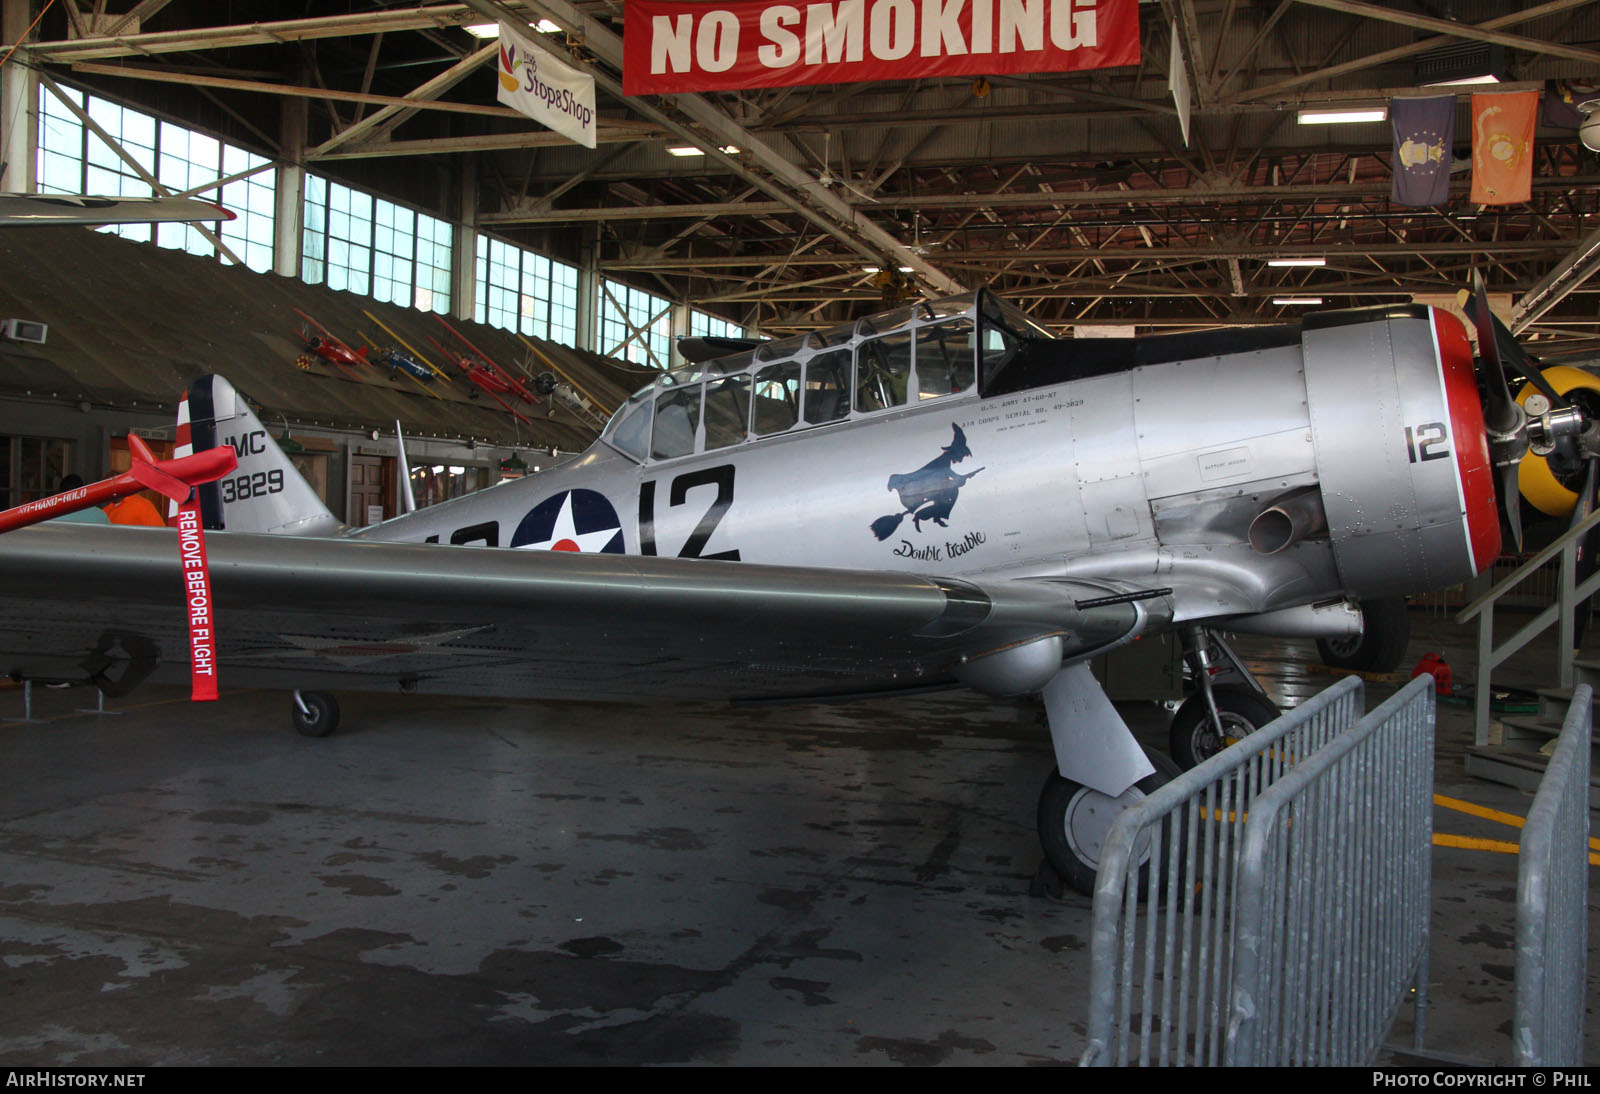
[4,285,1581,894]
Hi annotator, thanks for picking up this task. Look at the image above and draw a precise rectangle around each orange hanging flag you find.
[1471,91,1538,204]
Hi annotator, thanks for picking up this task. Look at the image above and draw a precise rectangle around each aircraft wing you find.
[0,523,1168,703]
[0,194,234,227]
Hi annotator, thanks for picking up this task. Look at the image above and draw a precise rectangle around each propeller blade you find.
[1500,462,1525,554]
[1462,277,1519,436]
[1465,272,1561,407]
[1570,458,1599,533]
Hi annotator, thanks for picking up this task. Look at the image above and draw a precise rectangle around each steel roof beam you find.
[1287,0,1600,66]
[472,0,963,294]
[24,4,477,60]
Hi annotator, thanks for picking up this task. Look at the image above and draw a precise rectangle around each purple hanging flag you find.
[1391,95,1455,207]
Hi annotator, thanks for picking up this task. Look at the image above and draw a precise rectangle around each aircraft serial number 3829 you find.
[1,288,1516,894]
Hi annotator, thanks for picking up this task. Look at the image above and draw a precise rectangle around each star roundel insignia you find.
[510,489,625,553]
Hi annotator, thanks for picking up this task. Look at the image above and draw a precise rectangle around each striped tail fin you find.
[178,376,342,536]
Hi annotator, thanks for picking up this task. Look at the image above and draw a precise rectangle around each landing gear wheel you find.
[1315,597,1410,673]
[1168,685,1279,770]
[1036,754,1179,898]
[291,690,340,737]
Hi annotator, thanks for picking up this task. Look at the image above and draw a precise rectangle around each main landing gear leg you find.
[1032,663,1171,897]
[1168,627,1278,769]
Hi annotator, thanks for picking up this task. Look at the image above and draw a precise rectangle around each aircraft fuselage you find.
[342,292,1495,633]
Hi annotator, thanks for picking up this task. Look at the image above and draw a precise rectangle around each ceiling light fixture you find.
[1297,107,1387,125]
[1428,74,1502,86]
[464,20,560,37]
[1267,257,1326,267]
[667,145,739,157]
[1274,296,1324,305]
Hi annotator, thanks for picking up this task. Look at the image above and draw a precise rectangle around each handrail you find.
[1456,505,1600,623]
[1455,502,1600,747]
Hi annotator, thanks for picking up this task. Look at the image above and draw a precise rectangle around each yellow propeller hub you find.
[1516,366,1600,517]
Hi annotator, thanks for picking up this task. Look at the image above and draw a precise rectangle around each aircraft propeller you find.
[1463,272,1600,554]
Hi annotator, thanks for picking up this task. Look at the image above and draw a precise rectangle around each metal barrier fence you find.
[1081,675,1366,1067]
[1514,684,1593,1067]
[1227,676,1435,1066]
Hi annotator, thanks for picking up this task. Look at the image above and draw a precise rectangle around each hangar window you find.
[303,177,372,294]
[690,310,745,341]
[35,86,277,273]
[474,237,578,345]
[599,280,672,368]
[303,177,453,313]
[372,199,415,308]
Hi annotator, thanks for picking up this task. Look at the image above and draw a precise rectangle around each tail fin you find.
[179,376,341,536]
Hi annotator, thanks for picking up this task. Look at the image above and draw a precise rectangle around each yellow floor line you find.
[1435,792,1600,852]
[1433,833,1522,856]
[1197,794,1598,863]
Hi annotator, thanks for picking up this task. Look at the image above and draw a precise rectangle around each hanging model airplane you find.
[1,283,1590,894]
[0,193,234,226]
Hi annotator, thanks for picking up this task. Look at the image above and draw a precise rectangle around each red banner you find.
[175,497,219,702]
[1470,91,1538,206]
[622,0,1140,95]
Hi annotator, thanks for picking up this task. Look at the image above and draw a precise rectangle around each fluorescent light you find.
[862,265,881,274]
[1297,107,1387,125]
[897,266,914,273]
[464,20,561,37]
[1268,257,1325,267]
[1426,73,1501,86]
[667,146,703,157]
[1274,296,1324,305]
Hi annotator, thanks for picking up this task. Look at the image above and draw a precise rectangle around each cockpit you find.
[600,290,1049,464]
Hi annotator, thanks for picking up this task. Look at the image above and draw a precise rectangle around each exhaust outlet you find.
[1249,486,1329,554]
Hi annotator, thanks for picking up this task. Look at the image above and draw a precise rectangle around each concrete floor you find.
[0,614,1593,1066]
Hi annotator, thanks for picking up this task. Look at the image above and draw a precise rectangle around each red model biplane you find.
[293,308,369,383]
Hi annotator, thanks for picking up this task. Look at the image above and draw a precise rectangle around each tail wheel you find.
[291,690,340,737]
[1168,686,1279,770]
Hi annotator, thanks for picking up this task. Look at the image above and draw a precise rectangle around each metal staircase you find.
[1456,507,1600,807]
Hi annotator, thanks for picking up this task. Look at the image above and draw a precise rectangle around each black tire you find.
[291,690,340,737]
[1036,753,1180,898]
[1168,685,1279,770]
[1315,597,1410,673]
